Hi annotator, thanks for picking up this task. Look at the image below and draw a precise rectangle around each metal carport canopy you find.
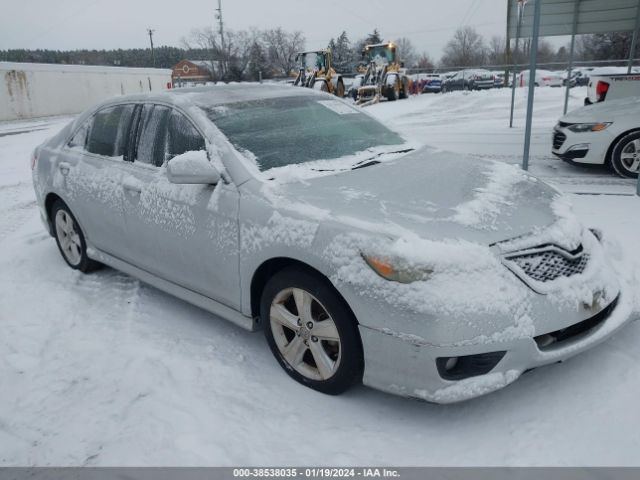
[505,0,640,196]
[508,0,640,37]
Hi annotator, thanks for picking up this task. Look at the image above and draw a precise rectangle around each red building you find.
[171,60,214,86]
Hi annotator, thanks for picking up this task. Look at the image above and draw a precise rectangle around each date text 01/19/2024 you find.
[232,468,400,478]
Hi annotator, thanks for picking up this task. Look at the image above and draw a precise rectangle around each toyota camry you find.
[31,85,632,403]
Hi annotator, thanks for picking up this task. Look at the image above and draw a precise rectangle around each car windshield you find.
[200,95,404,172]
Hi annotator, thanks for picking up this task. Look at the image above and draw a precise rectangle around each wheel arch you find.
[605,127,640,165]
[44,192,65,236]
[249,256,359,327]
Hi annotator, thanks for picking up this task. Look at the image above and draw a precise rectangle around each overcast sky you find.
[1,0,518,59]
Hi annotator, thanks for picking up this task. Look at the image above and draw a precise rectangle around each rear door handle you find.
[58,162,71,175]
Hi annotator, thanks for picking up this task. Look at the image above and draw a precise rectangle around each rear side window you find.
[135,104,171,167]
[167,111,205,160]
[86,105,135,157]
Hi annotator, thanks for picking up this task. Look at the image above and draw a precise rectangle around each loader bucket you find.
[356,85,380,106]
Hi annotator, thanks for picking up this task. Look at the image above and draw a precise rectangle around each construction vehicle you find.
[356,42,410,106]
[293,49,345,98]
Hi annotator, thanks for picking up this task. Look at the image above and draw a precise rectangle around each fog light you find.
[436,351,506,381]
[568,143,589,152]
[444,357,458,371]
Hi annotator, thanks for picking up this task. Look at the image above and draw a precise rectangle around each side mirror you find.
[167,151,221,185]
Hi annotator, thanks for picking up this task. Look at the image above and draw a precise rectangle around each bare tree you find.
[576,33,635,61]
[394,37,417,67]
[440,26,487,67]
[416,52,435,70]
[263,27,305,76]
[183,27,222,79]
[488,36,506,65]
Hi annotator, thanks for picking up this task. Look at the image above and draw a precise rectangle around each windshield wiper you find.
[350,147,415,169]
[351,160,381,170]
[306,148,415,173]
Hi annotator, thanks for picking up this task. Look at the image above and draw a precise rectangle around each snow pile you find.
[451,161,531,229]
[167,150,209,174]
[413,370,522,404]
[324,232,531,320]
[497,195,583,253]
[496,195,620,310]
[241,211,319,254]
[260,183,332,222]
[260,144,418,184]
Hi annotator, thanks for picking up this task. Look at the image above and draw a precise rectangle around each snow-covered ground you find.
[1,87,639,466]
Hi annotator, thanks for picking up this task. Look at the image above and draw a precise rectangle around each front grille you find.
[505,246,589,283]
[553,130,567,149]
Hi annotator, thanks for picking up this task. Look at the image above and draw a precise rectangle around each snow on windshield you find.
[199,95,404,173]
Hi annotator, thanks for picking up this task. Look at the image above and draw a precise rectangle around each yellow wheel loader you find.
[293,49,345,98]
[356,42,410,106]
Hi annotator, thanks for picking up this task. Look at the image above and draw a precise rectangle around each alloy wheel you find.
[619,139,640,174]
[270,287,342,381]
[55,209,82,266]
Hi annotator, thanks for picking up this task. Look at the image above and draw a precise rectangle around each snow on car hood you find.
[562,96,640,123]
[271,147,561,246]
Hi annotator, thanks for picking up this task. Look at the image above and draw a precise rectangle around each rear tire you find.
[261,267,363,395]
[611,131,640,178]
[51,200,101,273]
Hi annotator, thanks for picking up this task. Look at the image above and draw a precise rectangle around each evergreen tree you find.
[333,31,354,72]
[247,40,269,81]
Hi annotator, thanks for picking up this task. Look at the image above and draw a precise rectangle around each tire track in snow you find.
[0,183,37,242]
[71,269,141,330]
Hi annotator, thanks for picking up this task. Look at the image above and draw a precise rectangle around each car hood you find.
[563,96,640,123]
[276,147,561,245]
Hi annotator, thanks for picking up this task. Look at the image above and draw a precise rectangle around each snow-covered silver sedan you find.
[31,85,633,403]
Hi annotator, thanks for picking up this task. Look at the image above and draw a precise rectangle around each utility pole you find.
[215,0,225,77]
[147,28,156,67]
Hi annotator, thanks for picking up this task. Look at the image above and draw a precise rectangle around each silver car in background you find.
[31,85,632,403]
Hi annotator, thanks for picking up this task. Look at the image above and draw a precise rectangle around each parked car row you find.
[441,69,495,92]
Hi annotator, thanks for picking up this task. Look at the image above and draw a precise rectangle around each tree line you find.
[440,26,638,69]
[1,25,636,80]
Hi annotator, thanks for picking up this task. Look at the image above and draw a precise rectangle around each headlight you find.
[567,122,612,133]
[362,254,433,283]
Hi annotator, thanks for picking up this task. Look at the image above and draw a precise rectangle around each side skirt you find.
[87,246,258,332]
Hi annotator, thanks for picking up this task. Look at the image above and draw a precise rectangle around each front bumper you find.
[551,126,613,165]
[359,289,634,403]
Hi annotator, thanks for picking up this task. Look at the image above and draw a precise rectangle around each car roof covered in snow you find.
[102,84,317,108]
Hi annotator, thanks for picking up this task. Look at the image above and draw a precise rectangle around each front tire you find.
[52,200,100,273]
[261,267,363,395]
[611,131,640,178]
[335,79,345,98]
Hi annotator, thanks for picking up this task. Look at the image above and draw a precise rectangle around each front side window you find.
[167,110,206,160]
[86,104,135,157]
[135,104,171,167]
